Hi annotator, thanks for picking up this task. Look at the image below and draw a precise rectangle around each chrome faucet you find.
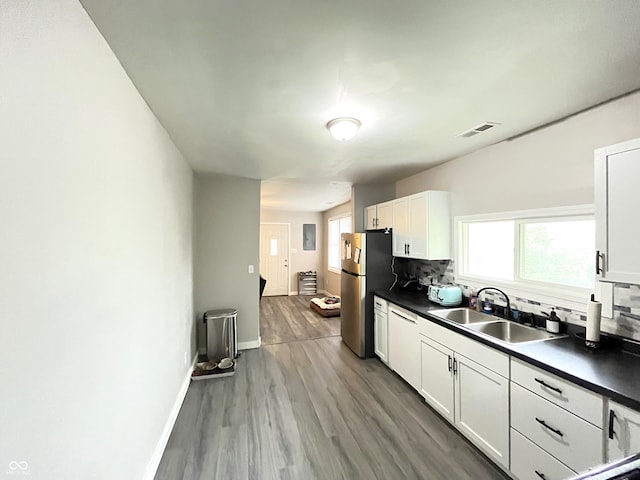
[476,287,511,321]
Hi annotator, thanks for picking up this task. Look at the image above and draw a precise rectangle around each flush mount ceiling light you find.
[326,117,361,141]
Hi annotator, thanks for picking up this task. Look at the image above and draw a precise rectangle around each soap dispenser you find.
[545,309,561,334]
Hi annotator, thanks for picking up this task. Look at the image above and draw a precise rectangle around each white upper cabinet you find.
[377,201,393,230]
[392,191,450,260]
[392,196,411,256]
[364,200,394,230]
[365,205,377,230]
[595,137,640,284]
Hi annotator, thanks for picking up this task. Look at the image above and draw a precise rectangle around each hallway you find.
[260,295,340,345]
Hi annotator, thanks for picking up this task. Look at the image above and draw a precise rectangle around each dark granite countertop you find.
[375,288,640,411]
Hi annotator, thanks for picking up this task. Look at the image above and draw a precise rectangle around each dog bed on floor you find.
[310,297,341,317]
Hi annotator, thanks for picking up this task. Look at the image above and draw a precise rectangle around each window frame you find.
[328,214,352,273]
[455,204,605,312]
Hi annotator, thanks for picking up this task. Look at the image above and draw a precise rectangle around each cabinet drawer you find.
[511,428,576,480]
[512,358,603,427]
[511,383,603,473]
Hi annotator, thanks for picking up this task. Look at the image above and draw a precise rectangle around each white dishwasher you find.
[373,296,389,364]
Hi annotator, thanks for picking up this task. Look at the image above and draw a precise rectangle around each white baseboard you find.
[143,353,197,480]
[238,336,261,350]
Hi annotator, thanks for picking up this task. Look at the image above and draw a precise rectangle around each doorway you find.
[259,223,290,296]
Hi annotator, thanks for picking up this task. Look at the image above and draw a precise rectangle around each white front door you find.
[259,223,289,296]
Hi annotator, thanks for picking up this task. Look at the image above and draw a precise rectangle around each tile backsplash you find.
[397,257,640,342]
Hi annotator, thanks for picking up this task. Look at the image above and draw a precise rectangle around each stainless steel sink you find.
[466,320,565,344]
[430,308,498,325]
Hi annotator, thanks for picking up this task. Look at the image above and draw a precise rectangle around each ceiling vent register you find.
[457,121,500,138]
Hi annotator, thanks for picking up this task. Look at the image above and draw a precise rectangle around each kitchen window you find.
[328,214,352,272]
[456,205,599,308]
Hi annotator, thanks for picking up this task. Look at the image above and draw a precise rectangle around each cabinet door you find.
[420,335,454,422]
[364,205,377,230]
[607,400,640,462]
[424,191,451,259]
[392,198,411,257]
[408,192,428,259]
[374,310,388,364]
[455,353,509,469]
[377,201,394,230]
[595,139,640,283]
[388,307,420,390]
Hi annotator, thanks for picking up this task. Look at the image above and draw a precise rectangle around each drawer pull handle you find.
[535,417,564,437]
[534,378,562,394]
[448,355,452,372]
[453,358,458,375]
[535,470,546,480]
[596,251,604,275]
[609,409,617,440]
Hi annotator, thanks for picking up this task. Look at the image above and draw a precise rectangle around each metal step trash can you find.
[203,308,238,361]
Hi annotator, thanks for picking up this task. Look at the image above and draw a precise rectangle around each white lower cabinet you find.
[511,358,603,426]
[511,383,602,473]
[419,335,454,422]
[382,303,613,479]
[455,352,509,468]
[419,322,509,469]
[373,296,389,364]
[510,359,604,477]
[607,400,640,462]
[388,304,420,390]
[511,429,576,480]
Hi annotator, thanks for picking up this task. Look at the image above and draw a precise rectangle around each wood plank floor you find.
[155,335,508,480]
[260,295,340,345]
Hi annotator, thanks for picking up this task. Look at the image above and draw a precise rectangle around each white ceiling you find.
[80,0,640,212]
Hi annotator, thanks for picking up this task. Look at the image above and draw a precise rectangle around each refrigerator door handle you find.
[341,269,361,277]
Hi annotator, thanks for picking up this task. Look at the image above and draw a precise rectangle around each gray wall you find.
[195,174,261,347]
[0,2,194,478]
[397,91,640,216]
[395,91,640,338]
[352,183,396,232]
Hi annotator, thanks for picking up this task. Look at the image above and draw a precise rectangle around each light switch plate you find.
[248,265,254,274]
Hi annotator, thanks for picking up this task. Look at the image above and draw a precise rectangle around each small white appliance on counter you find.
[427,284,462,306]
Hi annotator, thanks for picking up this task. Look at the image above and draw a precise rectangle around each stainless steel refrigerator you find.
[340,231,394,357]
